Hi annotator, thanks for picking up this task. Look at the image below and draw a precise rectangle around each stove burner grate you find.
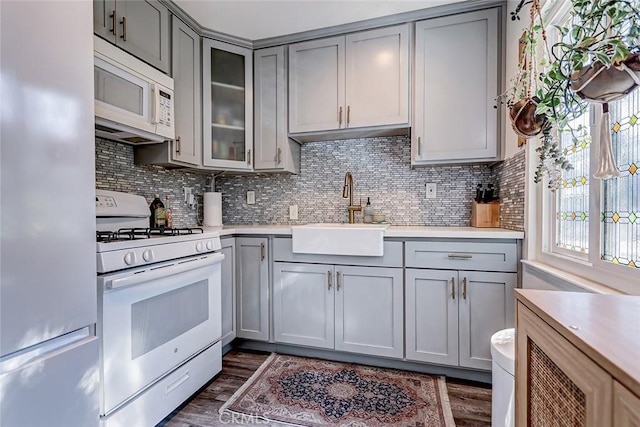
[97,227,204,242]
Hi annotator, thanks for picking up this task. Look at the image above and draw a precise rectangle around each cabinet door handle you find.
[451,277,455,300]
[463,277,467,299]
[327,271,332,290]
[176,136,181,154]
[110,11,116,36]
[338,106,343,127]
[260,242,265,261]
[417,137,421,157]
[448,254,473,259]
[347,105,351,126]
[247,149,252,166]
[120,16,127,41]
[336,271,341,291]
[277,147,282,164]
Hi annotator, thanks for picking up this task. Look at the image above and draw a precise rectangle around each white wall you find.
[503,0,529,160]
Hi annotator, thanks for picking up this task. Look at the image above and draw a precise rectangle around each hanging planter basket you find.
[571,53,640,103]
[509,97,546,137]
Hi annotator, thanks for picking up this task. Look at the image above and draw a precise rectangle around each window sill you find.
[521,260,626,295]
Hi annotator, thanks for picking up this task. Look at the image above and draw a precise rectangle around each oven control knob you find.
[206,241,213,251]
[196,242,204,252]
[124,252,136,265]
[142,249,153,262]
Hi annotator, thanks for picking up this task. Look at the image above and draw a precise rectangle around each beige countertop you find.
[516,289,640,397]
[204,225,524,239]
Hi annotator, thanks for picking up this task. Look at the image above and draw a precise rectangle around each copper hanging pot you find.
[571,53,640,103]
[509,98,546,137]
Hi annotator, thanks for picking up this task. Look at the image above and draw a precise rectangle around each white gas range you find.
[96,190,224,427]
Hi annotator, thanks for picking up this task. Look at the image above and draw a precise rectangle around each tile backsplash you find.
[95,135,526,230]
[217,136,495,226]
[95,138,208,228]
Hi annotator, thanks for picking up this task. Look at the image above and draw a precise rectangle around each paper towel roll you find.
[203,192,222,226]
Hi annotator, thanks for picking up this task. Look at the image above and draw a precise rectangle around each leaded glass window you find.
[602,91,640,269]
[555,113,591,253]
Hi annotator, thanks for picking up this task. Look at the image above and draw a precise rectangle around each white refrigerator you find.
[0,1,99,426]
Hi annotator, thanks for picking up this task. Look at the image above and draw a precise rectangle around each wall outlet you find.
[289,205,299,220]
[426,183,436,199]
[183,187,193,203]
[247,190,256,205]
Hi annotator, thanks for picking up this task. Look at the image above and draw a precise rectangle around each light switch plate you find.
[247,190,256,205]
[426,183,436,199]
[289,205,298,220]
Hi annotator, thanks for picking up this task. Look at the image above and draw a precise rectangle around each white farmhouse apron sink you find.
[291,223,389,256]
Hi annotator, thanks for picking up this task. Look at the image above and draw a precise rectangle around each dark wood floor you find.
[159,350,492,427]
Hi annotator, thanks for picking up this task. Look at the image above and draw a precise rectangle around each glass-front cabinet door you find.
[202,39,253,170]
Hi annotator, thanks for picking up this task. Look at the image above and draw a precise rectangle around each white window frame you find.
[527,0,640,295]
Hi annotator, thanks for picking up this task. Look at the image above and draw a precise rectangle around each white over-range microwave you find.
[94,36,174,144]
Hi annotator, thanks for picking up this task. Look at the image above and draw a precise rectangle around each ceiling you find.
[173,0,469,41]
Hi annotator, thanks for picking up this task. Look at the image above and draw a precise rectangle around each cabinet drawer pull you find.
[451,277,455,300]
[347,105,351,126]
[120,16,127,41]
[463,277,467,299]
[448,254,473,259]
[260,242,265,261]
[110,11,116,36]
[247,149,252,166]
[327,271,332,290]
[176,136,181,154]
[338,106,343,127]
[417,136,421,157]
[336,271,341,291]
[277,147,282,164]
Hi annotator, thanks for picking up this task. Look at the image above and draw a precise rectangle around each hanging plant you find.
[505,0,640,190]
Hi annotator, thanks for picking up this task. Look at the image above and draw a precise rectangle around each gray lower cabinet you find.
[236,237,269,341]
[406,268,516,370]
[274,262,403,358]
[220,238,236,346]
[93,0,170,73]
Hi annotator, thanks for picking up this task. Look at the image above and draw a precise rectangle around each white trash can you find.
[491,328,515,427]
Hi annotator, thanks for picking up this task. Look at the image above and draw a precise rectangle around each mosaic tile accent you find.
[216,136,494,226]
[491,149,526,232]
[95,138,209,227]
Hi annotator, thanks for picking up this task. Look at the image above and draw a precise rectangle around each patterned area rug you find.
[219,354,456,426]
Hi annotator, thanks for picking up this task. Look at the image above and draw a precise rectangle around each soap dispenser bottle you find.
[363,197,373,223]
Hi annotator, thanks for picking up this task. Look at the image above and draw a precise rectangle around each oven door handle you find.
[107,253,225,290]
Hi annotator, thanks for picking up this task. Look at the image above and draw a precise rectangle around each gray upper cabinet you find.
[171,16,201,166]
[289,36,345,133]
[254,46,301,173]
[135,16,201,167]
[202,39,253,170]
[93,0,170,74]
[413,8,500,165]
[288,24,409,134]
